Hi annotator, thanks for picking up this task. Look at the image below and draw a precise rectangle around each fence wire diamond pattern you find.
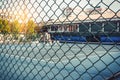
[0,0,120,80]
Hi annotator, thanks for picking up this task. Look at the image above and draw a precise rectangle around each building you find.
[42,8,120,43]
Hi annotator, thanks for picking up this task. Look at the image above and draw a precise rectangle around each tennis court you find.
[0,43,120,80]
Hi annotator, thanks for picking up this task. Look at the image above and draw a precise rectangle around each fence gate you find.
[0,0,120,80]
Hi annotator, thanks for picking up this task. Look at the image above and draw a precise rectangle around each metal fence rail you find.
[0,0,120,80]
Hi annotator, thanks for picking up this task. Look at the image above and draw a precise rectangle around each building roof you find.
[46,9,120,25]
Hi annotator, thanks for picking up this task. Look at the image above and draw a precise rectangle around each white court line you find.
[3,53,48,63]
[1,50,120,64]
[44,51,120,63]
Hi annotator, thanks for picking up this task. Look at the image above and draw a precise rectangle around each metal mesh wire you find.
[0,0,120,80]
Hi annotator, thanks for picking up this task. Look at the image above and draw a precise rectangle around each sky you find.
[0,0,120,23]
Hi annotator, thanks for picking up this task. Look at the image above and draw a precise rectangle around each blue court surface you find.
[0,43,120,80]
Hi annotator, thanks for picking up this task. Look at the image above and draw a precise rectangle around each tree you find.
[1,19,10,34]
[19,23,26,33]
[10,20,20,39]
[11,20,20,34]
[26,19,37,39]
[0,18,3,32]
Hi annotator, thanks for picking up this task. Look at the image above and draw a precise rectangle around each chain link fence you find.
[0,0,120,80]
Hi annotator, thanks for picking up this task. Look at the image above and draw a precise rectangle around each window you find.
[79,23,89,32]
[91,22,102,32]
[104,21,117,32]
[117,21,120,32]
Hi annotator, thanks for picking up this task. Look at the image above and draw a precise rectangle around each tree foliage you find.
[0,19,10,34]
[0,18,3,32]
[0,18,38,40]
[25,19,37,39]
[11,20,20,34]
